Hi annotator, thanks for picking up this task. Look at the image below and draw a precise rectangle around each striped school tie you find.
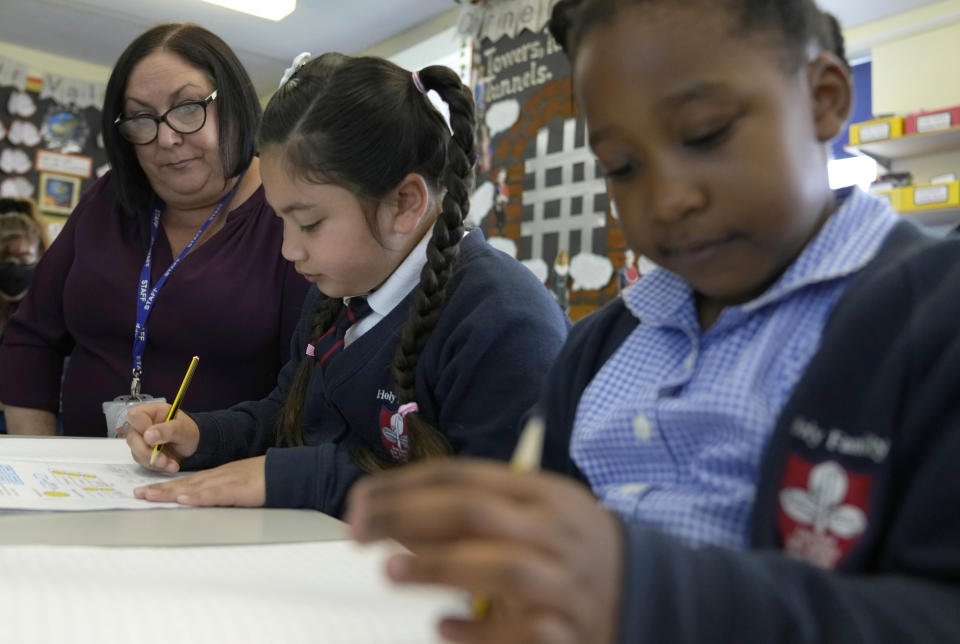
[310,297,374,367]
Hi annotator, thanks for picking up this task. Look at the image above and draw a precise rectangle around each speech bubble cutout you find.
[570,252,614,291]
[487,236,517,257]
[521,258,549,284]
[486,99,521,138]
[468,181,495,227]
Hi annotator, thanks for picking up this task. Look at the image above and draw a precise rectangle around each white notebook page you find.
[0,540,466,643]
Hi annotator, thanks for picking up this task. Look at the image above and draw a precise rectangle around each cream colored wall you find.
[257,7,461,108]
[0,40,111,83]
[844,2,960,180]
[845,0,960,116]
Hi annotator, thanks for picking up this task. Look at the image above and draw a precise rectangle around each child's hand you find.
[124,402,200,473]
[347,460,623,644]
[133,456,267,507]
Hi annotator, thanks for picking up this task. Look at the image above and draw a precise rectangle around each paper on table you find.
[0,540,467,644]
[0,460,185,510]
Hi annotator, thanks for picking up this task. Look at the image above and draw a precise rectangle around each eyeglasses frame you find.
[114,89,218,145]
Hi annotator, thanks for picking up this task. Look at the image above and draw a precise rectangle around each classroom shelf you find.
[845,126,960,166]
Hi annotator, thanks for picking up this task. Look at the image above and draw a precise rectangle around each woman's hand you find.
[133,456,267,507]
[124,402,200,472]
[347,459,624,644]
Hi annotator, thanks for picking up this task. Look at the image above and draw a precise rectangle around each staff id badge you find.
[102,394,166,438]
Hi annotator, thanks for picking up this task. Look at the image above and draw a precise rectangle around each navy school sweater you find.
[538,221,960,643]
[182,230,570,517]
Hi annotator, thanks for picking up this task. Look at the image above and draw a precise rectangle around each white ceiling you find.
[0,0,945,96]
[0,0,455,96]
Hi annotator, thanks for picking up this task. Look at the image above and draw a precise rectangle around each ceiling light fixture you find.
[199,0,296,21]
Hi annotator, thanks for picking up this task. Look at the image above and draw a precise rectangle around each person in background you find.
[0,24,308,436]
[0,197,49,251]
[0,198,46,434]
[347,1,960,642]
[549,249,571,313]
[0,198,46,339]
[0,201,47,435]
[616,248,640,292]
[490,167,508,237]
[122,53,569,517]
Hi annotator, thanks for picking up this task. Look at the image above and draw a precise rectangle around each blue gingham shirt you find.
[570,188,899,548]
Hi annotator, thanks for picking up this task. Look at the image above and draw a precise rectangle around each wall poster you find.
[461,0,635,320]
[0,56,108,240]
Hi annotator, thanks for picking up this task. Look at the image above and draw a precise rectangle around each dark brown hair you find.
[101,23,262,219]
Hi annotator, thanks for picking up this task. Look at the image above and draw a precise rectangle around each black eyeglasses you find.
[114,90,217,145]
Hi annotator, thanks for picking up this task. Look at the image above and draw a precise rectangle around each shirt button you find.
[633,413,652,441]
[618,482,649,495]
[683,352,696,370]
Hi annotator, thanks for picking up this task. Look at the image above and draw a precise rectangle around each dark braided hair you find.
[550,0,849,69]
[261,54,477,469]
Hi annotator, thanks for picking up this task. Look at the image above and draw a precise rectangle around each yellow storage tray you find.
[897,181,960,212]
[849,117,904,145]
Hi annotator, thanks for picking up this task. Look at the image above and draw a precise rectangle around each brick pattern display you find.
[486,77,628,321]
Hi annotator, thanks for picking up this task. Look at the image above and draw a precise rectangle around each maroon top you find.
[0,173,308,436]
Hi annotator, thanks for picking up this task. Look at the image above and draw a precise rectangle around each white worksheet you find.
[0,459,184,510]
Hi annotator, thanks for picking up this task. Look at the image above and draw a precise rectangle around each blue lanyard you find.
[130,174,244,396]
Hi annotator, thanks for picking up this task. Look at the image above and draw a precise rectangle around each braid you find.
[355,66,477,471]
[275,296,343,446]
[391,69,473,399]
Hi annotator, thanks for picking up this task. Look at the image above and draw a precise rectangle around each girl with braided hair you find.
[123,53,569,516]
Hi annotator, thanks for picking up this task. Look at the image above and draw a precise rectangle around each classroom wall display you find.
[0,147,32,175]
[0,55,106,213]
[462,1,630,320]
[43,213,68,242]
[35,149,93,178]
[39,172,81,215]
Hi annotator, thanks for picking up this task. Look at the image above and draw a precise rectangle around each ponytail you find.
[356,66,478,471]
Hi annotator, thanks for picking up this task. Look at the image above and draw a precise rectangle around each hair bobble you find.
[398,402,418,418]
[411,70,427,95]
[279,52,312,89]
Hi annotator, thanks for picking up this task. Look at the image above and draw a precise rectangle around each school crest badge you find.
[379,407,410,462]
[777,456,871,569]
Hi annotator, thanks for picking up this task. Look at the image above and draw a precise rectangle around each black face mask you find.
[0,261,36,297]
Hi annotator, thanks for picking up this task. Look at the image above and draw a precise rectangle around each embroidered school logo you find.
[777,457,870,569]
[378,407,410,463]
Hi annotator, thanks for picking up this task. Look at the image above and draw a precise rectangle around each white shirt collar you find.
[341,231,431,347]
[367,230,430,314]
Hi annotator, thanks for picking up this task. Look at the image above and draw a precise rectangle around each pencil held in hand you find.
[149,355,199,466]
[472,415,545,619]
